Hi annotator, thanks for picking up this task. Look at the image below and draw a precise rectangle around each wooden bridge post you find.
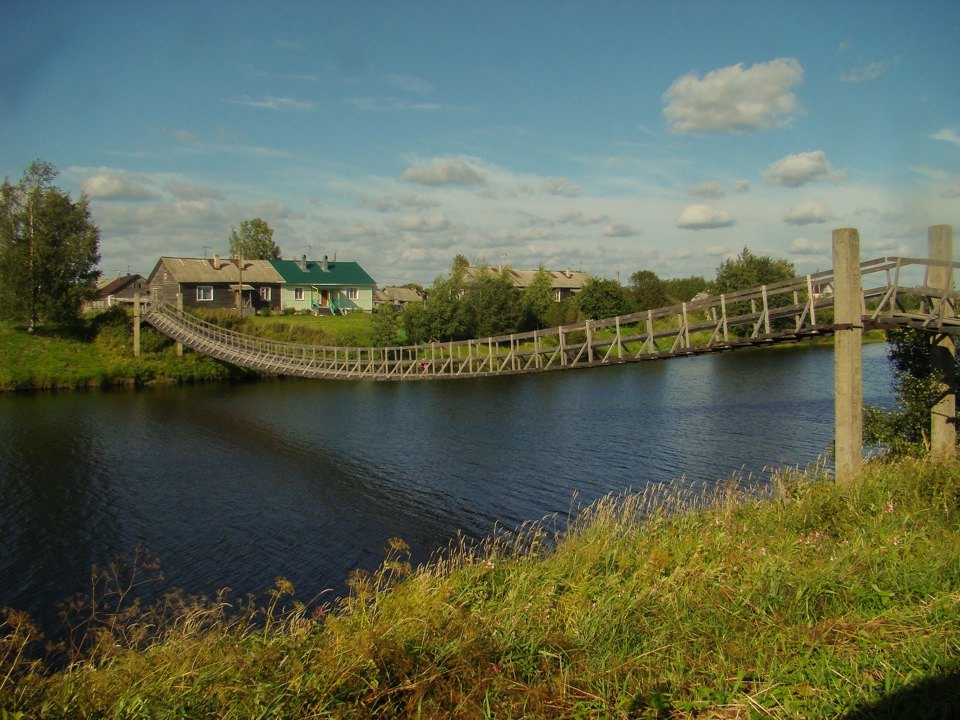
[175,292,184,357]
[833,227,863,487]
[928,224,956,460]
[133,293,141,357]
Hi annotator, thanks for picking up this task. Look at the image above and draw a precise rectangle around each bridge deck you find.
[143,256,959,381]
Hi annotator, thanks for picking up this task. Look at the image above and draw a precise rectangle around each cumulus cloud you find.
[663,58,803,134]
[788,237,828,254]
[542,176,582,197]
[733,180,751,194]
[388,213,452,232]
[165,181,225,202]
[783,201,833,225]
[82,172,160,201]
[764,150,845,187]
[401,158,487,186]
[675,204,735,230]
[557,211,608,226]
[931,128,960,147]
[688,181,725,198]
[230,95,313,111]
[602,223,642,237]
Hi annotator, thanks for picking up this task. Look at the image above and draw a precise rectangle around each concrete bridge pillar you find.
[928,224,956,460]
[133,293,141,357]
[833,228,863,487]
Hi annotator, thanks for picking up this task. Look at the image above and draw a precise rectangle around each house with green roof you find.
[270,256,377,314]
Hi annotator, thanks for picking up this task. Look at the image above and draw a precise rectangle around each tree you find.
[467,266,520,338]
[711,247,796,336]
[371,303,402,346]
[575,277,631,320]
[228,218,281,260]
[663,275,708,304]
[712,247,795,294]
[628,269,668,311]
[864,328,960,456]
[0,160,101,330]
[519,266,555,330]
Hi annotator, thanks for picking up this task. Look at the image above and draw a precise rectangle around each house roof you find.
[96,273,146,297]
[375,286,424,304]
[148,257,284,284]
[270,258,376,287]
[463,266,591,291]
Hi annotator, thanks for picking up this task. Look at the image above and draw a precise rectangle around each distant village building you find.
[146,255,376,314]
[462,266,592,302]
[84,273,147,311]
[374,286,426,310]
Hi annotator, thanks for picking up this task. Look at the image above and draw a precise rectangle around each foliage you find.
[628,269,669,311]
[465,266,520,338]
[575,276,631,320]
[663,274,707,304]
[370,303,402,346]
[711,246,795,295]
[2,457,959,718]
[864,328,959,456]
[517,266,555,331]
[0,160,101,330]
[228,217,281,260]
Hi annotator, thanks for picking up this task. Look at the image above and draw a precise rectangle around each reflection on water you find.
[0,343,894,629]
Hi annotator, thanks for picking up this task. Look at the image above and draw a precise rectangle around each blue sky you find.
[2,1,958,286]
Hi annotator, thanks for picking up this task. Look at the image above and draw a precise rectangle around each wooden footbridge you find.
[140,253,958,381]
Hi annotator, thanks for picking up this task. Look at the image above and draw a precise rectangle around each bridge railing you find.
[142,255,959,380]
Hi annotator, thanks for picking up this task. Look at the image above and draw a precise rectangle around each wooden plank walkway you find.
[143,256,960,381]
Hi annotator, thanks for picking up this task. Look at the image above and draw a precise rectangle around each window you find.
[294,287,304,301]
[346,287,359,300]
[197,286,213,301]
[259,286,272,301]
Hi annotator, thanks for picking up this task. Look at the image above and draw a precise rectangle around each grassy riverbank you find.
[2,456,958,718]
[0,310,375,391]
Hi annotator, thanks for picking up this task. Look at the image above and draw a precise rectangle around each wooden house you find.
[463,266,592,302]
[146,256,284,313]
[270,256,377,314]
[84,273,148,311]
[374,286,426,310]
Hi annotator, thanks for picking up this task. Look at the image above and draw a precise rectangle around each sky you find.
[2,1,958,287]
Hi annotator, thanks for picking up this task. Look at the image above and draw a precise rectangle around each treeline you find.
[388,248,797,344]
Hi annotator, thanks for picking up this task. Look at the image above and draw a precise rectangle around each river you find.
[0,342,895,630]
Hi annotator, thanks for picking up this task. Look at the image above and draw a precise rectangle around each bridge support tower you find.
[133,293,141,357]
[929,224,956,460]
[833,228,863,488]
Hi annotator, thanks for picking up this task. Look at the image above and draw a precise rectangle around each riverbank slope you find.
[3,456,958,718]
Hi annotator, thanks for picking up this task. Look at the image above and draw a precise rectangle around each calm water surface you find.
[0,343,894,629]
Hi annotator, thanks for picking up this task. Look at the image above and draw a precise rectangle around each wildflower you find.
[483,560,495,570]
[884,502,895,514]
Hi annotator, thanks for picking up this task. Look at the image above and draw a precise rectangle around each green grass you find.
[0,310,379,391]
[3,456,958,718]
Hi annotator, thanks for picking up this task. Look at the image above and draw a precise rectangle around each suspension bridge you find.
[139,252,958,381]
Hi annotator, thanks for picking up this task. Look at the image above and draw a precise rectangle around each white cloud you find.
[941,183,960,199]
[82,171,160,201]
[165,181,225,202]
[764,150,845,187]
[558,211,608,226]
[788,236,828,254]
[705,245,728,257]
[542,176,582,197]
[663,58,803,134]
[401,158,487,186]
[840,59,891,83]
[229,95,314,111]
[688,181,725,198]
[931,128,960,147]
[602,223,642,237]
[675,204,735,230]
[732,180,751,194]
[783,201,833,225]
[388,213,452,232]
